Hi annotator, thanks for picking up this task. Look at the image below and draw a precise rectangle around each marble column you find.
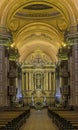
[0,26,12,106]
[55,65,61,99]
[72,42,78,106]
[16,70,22,100]
[65,26,78,106]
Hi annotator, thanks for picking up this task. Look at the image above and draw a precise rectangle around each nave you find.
[20,109,58,130]
[0,1,78,130]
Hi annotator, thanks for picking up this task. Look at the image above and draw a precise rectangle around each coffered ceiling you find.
[0,0,78,63]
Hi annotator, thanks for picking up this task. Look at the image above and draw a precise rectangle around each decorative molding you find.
[23,4,52,10]
[23,49,53,68]
[0,26,12,39]
[0,26,12,45]
[64,26,78,40]
[15,12,61,19]
[8,19,19,31]
[57,18,68,32]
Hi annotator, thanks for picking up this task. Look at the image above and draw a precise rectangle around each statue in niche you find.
[43,95,46,105]
[33,71,43,90]
[36,74,41,89]
[31,95,34,106]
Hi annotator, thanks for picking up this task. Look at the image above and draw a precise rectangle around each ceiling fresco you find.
[0,0,78,63]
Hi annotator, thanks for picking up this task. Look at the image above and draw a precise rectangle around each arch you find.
[18,40,58,63]
[15,22,62,44]
[0,0,76,26]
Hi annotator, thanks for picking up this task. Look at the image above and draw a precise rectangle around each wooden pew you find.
[0,107,30,130]
[48,107,78,130]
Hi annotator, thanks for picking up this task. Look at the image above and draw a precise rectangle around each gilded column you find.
[31,72,34,91]
[53,72,56,96]
[22,72,25,97]
[49,72,51,91]
[26,72,28,91]
[51,72,55,102]
[48,72,50,90]
[42,73,44,90]
[24,72,26,92]
[35,73,36,90]
[29,72,31,91]
[22,72,24,92]
[51,72,53,91]
[46,71,48,90]
[43,72,46,90]
[28,72,29,91]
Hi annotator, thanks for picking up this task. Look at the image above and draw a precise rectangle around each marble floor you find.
[20,109,59,130]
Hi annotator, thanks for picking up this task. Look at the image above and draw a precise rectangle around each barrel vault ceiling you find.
[0,0,78,63]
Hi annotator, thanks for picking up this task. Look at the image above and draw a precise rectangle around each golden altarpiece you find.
[21,49,56,106]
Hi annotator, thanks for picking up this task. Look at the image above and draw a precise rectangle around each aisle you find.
[20,109,58,130]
